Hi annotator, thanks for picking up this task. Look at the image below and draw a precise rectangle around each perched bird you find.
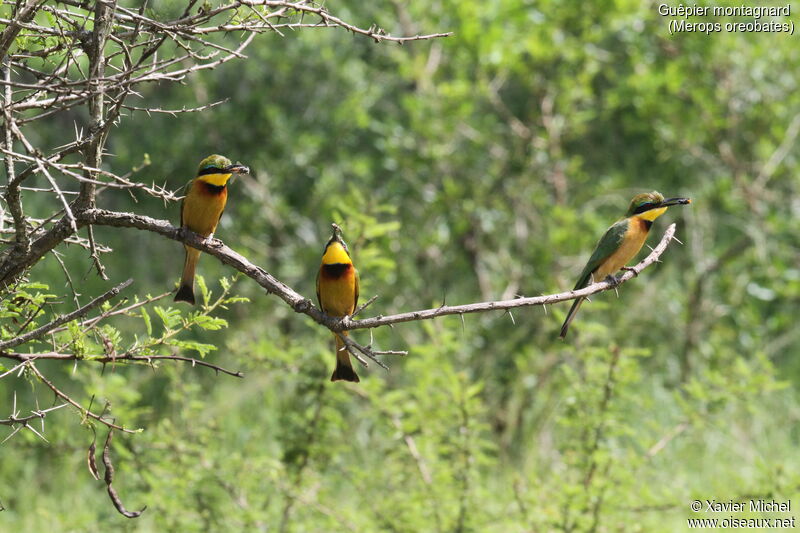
[559,191,691,338]
[174,154,249,305]
[316,224,360,382]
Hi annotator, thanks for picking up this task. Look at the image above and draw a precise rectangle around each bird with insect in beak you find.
[174,154,249,305]
[559,191,691,339]
[316,224,360,382]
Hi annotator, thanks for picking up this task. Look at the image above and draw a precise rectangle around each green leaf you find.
[165,339,217,357]
[196,275,210,307]
[141,307,152,336]
[153,306,181,329]
[192,316,228,331]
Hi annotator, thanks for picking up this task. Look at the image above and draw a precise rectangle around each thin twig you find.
[27,362,138,433]
[0,402,69,427]
[48,290,171,334]
[0,351,243,378]
[0,279,133,350]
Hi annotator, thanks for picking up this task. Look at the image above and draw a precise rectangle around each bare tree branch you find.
[77,208,680,333]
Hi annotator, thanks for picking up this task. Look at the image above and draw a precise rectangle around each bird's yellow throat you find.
[637,206,668,221]
[198,173,233,187]
[322,242,351,265]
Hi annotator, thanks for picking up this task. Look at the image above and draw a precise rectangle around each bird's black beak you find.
[226,163,250,174]
[660,197,691,207]
[331,223,344,242]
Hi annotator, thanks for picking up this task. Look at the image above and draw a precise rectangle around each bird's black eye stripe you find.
[633,202,657,214]
[197,166,224,176]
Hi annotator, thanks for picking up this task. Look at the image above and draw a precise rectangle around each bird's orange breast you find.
[318,265,357,317]
[182,182,228,236]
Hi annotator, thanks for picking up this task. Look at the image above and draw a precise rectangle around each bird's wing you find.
[180,179,193,226]
[316,268,322,310]
[353,268,360,313]
[573,218,629,289]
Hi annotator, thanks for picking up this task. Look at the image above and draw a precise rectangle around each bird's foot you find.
[604,274,622,287]
[621,266,639,277]
[203,234,224,248]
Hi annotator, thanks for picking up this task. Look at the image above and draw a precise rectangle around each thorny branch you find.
[78,209,681,336]
[26,361,138,433]
[0,401,69,428]
[0,387,66,442]
[1,351,244,378]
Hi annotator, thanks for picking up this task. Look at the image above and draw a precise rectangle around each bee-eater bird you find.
[174,154,249,305]
[316,224,360,382]
[559,191,691,339]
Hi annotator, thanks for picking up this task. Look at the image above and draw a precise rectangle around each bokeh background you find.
[2,1,799,531]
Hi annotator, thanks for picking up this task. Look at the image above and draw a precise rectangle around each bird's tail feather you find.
[331,332,359,382]
[174,247,200,305]
[559,297,585,339]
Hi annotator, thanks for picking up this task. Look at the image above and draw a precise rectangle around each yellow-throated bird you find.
[174,154,249,305]
[316,224,360,382]
[559,191,691,339]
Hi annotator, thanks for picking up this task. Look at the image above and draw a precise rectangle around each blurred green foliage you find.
[2,1,800,531]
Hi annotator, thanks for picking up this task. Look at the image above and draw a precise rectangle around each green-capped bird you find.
[559,191,691,338]
[174,154,249,305]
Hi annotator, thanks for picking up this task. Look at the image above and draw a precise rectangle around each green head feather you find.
[196,154,233,176]
[625,191,664,216]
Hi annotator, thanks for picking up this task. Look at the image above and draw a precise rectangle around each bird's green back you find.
[573,218,630,290]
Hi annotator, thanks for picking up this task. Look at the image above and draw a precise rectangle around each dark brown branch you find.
[680,235,751,381]
[336,331,405,370]
[583,346,621,488]
[87,224,109,279]
[0,207,77,287]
